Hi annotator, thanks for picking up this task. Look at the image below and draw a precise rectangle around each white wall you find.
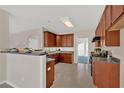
[9,28,43,49]
[103,47,121,59]
[74,30,95,63]
[7,54,46,88]
[0,9,9,83]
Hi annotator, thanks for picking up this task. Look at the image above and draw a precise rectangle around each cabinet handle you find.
[47,67,51,71]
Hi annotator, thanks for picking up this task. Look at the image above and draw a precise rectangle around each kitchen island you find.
[6,53,47,88]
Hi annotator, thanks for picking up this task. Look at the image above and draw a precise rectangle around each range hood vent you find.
[92,36,101,43]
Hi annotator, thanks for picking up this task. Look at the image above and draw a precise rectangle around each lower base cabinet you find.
[48,54,59,64]
[46,61,55,88]
[92,61,120,88]
[60,53,73,64]
[48,53,74,64]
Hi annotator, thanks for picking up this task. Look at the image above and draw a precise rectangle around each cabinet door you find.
[105,5,112,30]
[44,31,56,47]
[46,61,55,88]
[95,26,101,47]
[59,53,64,62]
[105,30,120,46]
[44,32,49,47]
[101,13,105,46]
[94,62,110,88]
[95,41,101,47]
[112,5,124,23]
[60,53,73,64]
[92,62,95,84]
[61,35,67,47]
[48,54,59,64]
[94,62,120,88]
[56,35,62,47]
[66,34,74,47]
[50,33,56,47]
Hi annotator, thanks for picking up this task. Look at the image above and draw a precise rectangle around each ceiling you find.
[0,5,105,34]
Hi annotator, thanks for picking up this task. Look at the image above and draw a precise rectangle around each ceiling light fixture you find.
[60,17,74,28]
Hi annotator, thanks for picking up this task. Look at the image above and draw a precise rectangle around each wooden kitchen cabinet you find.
[92,62,95,85]
[95,12,106,47]
[95,24,101,47]
[46,60,55,88]
[105,5,112,30]
[60,53,73,64]
[56,35,62,47]
[105,30,120,46]
[95,41,101,47]
[93,61,120,88]
[48,54,59,64]
[66,34,74,47]
[57,34,74,47]
[94,5,121,47]
[100,13,106,46]
[44,31,74,47]
[61,35,67,47]
[44,31,56,47]
[94,62,110,88]
[112,5,124,23]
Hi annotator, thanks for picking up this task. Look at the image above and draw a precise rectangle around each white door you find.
[77,38,89,64]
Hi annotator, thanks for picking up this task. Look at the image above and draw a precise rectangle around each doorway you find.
[77,38,89,64]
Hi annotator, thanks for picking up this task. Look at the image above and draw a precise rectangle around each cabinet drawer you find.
[46,61,55,88]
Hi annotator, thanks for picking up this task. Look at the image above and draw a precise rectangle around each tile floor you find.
[0,63,94,88]
[51,63,95,88]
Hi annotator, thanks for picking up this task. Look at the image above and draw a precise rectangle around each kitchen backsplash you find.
[44,47,74,52]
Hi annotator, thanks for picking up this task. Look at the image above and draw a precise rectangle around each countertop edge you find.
[91,56,120,64]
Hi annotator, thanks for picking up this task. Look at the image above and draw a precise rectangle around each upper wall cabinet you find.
[101,13,106,46]
[111,5,124,23]
[105,30,120,46]
[108,5,124,31]
[61,35,67,47]
[105,5,112,30]
[44,31,74,47]
[58,34,74,47]
[44,31,56,47]
[95,5,122,47]
[95,12,105,47]
[56,35,62,47]
[66,34,74,47]
[95,24,101,47]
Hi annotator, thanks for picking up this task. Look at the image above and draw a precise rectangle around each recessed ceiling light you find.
[60,17,74,28]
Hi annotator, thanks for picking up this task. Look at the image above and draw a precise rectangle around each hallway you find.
[51,63,95,88]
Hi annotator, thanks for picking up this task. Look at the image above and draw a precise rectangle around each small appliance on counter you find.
[91,48,108,58]
[100,50,108,58]
[91,48,101,57]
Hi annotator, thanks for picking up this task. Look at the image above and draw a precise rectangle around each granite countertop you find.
[92,56,120,64]
[47,58,55,63]
[0,51,47,56]
[60,51,74,53]
[47,51,74,54]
